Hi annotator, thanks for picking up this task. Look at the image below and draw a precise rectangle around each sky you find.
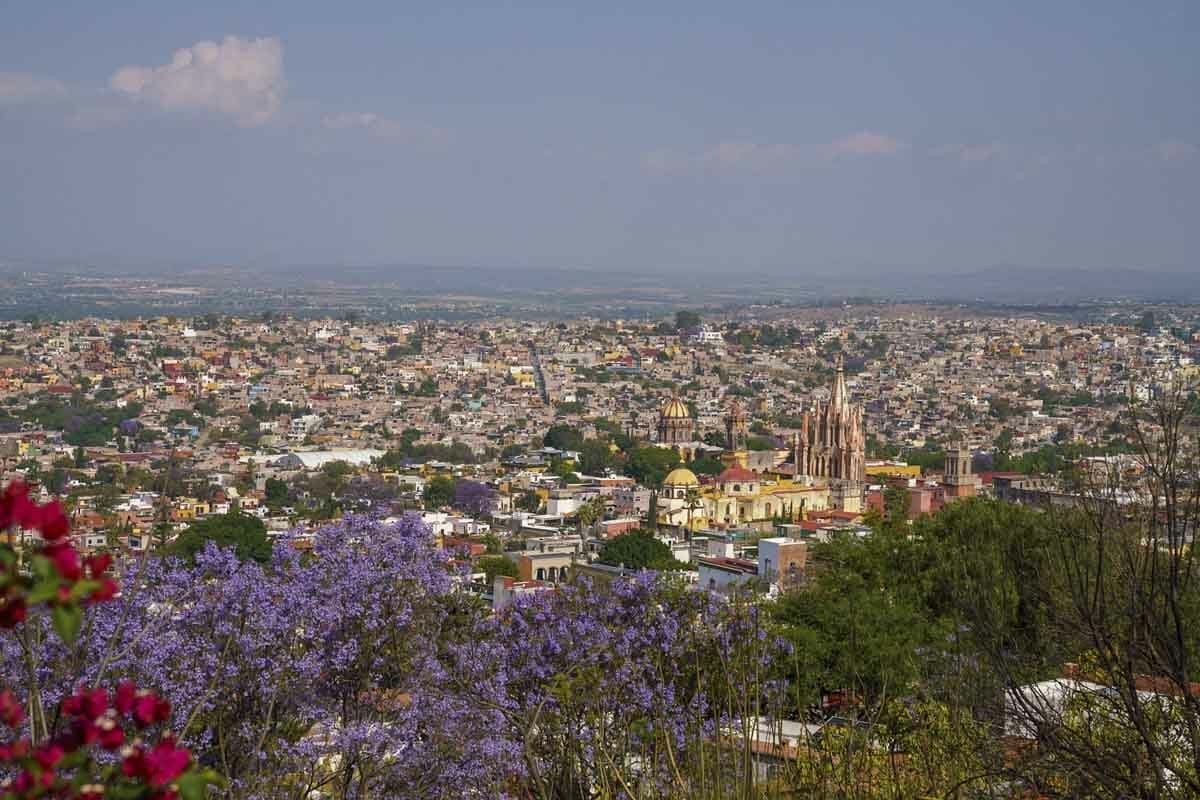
[0,1,1196,276]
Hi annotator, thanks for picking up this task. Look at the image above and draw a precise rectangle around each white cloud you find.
[1156,139,1196,163]
[0,72,66,103]
[110,35,284,126]
[321,111,444,144]
[934,142,1005,164]
[826,130,904,157]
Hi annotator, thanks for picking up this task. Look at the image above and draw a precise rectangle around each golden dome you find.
[660,396,690,420]
[663,467,700,487]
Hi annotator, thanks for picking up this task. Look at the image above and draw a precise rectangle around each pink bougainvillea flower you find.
[44,542,82,581]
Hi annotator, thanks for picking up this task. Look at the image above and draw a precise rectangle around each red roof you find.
[718,465,758,482]
[978,471,1026,485]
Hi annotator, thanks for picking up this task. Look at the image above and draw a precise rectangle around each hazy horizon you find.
[2,1,1196,276]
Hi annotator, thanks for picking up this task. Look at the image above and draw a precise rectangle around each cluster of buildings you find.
[0,305,1193,605]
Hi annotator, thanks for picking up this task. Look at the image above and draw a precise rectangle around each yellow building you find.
[658,465,830,531]
[865,462,921,479]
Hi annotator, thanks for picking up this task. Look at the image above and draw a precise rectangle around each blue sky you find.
[1,1,1196,275]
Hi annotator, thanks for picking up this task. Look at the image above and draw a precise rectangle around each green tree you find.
[884,485,909,525]
[264,477,289,508]
[543,424,584,452]
[597,531,681,570]
[169,512,272,564]
[423,475,456,509]
[625,447,680,488]
[674,310,701,331]
[514,490,542,513]
[477,555,520,584]
[687,456,724,476]
[578,439,614,475]
[575,496,606,532]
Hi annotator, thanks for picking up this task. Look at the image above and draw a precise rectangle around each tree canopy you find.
[542,424,584,452]
[597,531,682,571]
[169,512,272,564]
[624,447,680,488]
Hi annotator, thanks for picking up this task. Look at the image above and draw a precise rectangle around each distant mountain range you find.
[2,259,1196,307]
[863,267,1200,304]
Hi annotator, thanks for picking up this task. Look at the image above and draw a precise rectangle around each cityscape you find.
[2,2,1199,799]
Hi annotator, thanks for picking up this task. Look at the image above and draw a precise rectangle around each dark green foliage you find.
[385,336,423,358]
[477,555,519,584]
[169,512,272,564]
[264,477,289,508]
[423,475,456,509]
[624,447,679,488]
[687,457,724,476]
[773,497,1081,712]
[19,396,144,447]
[578,439,615,475]
[543,424,584,452]
[988,396,1016,421]
[377,428,477,465]
[555,401,585,415]
[514,491,542,512]
[674,310,701,331]
[598,531,681,571]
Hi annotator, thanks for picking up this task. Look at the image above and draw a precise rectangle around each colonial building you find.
[793,356,866,483]
[656,464,830,532]
[657,395,695,446]
[725,399,748,451]
[942,442,980,500]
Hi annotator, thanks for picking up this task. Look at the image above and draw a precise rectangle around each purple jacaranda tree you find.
[3,513,517,799]
[448,573,792,799]
[3,513,793,799]
[453,479,497,520]
[342,475,400,513]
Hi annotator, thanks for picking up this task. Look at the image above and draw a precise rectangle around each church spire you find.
[830,353,847,410]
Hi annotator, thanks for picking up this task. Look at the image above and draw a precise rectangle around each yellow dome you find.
[660,397,690,420]
[663,467,700,487]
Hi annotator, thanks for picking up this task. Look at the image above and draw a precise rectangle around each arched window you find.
[547,566,557,581]
[734,484,741,493]
[536,568,545,581]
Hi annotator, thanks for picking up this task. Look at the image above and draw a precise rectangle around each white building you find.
[273,449,384,470]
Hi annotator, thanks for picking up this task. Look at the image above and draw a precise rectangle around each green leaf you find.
[52,603,83,643]
[27,576,61,604]
[58,748,88,771]
[178,768,225,800]
[31,554,55,581]
[69,578,100,601]
[105,783,145,800]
